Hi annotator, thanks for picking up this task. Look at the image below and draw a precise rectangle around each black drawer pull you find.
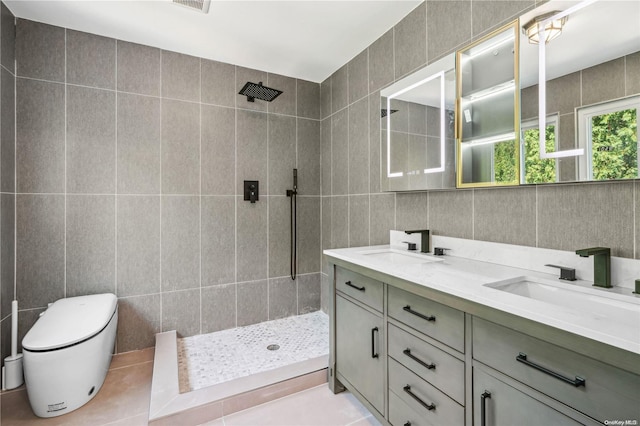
[480,390,491,426]
[516,353,585,387]
[345,280,365,292]
[403,385,435,411]
[403,348,435,370]
[403,305,435,322]
[371,327,379,358]
[404,423,411,426]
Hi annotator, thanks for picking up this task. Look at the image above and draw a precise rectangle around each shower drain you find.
[267,344,280,351]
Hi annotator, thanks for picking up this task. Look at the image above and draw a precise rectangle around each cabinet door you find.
[336,295,384,413]
[473,367,582,426]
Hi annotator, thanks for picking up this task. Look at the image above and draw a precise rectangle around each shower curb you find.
[148,330,328,425]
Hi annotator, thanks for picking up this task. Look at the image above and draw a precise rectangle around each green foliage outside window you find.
[524,126,556,184]
[591,109,638,180]
[494,140,517,183]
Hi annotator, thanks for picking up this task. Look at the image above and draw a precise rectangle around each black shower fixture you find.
[238,81,283,102]
[381,108,399,118]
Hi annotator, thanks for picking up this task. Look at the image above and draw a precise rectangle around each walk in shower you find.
[149,311,329,424]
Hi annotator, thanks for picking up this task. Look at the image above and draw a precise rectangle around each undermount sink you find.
[358,249,443,265]
[484,276,640,327]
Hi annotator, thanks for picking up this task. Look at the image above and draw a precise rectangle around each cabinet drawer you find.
[474,366,583,426]
[473,317,640,422]
[388,323,465,404]
[389,390,431,426]
[388,285,465,352]
[335,266,383,312]
[389,358,464,426]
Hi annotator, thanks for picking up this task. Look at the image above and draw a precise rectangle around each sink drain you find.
[267,344,280,351]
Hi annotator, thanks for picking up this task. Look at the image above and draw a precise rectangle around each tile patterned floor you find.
[177,311,329,393]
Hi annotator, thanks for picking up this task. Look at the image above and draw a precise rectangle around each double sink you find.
[357,248,640,330]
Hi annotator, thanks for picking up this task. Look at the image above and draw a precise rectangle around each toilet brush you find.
[3,300,24,390]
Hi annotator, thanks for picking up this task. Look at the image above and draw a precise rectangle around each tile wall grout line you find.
[367,48,371,246]
[199,57,203,335]
[159,49,163,333]
[114,39,118,305]
[63,28,67,299]
[295,79,299,315]
[265,73,270,322]
[13,39,17,303]
[234,65,238,328]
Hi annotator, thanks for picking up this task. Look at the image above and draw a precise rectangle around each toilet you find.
[22,293,118,418]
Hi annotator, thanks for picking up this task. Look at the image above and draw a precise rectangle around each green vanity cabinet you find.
[473,366,584,426]
[335,267,385,416]
[473,317,640,424]
[328,260,640,426]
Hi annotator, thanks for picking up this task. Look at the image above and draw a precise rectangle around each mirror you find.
[519,0,640,184]
[456,21,520,188]
[380,54,456,191]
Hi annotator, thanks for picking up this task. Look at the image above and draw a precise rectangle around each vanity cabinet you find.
[473,366,583,426]
[329,260,640,426]
[335,267,385,415]
[473,317,640,423]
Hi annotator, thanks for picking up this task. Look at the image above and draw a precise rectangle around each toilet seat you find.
[23,294,117,352]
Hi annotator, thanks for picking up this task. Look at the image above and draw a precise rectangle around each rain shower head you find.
[381,109,398,118]
[239,81,283,103]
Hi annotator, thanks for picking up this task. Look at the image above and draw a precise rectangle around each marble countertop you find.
[324,244,640,356]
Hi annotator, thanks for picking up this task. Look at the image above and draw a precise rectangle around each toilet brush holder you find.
[3,353,24,390]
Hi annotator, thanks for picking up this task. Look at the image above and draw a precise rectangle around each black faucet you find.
[575,247,611,288]
[404,230,430,253]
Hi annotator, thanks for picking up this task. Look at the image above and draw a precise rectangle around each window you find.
[577,96,639,181]
[520,115,558,184]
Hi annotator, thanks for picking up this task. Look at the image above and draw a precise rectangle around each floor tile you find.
[223,385,373,426]
[110,347,155,370]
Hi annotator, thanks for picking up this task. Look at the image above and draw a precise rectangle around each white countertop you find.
[324,244,640,356]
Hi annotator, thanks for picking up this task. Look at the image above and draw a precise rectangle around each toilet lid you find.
[22,293,118,351]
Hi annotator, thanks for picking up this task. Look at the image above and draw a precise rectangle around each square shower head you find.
[238,81,283,102]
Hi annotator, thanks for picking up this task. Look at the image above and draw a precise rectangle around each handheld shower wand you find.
[287,169,298,280]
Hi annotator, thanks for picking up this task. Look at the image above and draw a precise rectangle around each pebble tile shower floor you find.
[177,311,329,393]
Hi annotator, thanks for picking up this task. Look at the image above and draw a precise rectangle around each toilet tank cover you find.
[22,293,118,351]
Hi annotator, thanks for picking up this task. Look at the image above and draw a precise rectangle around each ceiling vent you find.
[173,0,211,14]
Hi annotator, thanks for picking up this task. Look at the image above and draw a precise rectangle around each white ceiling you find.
[5,0,422,83]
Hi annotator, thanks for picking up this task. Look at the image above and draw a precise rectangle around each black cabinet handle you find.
[403,385,435,411]
[403,348,435,370]
[480,390,491,426]
[345,281,365,292]
[516,353,585,387]
[403,305,435,322]
[404,423,411,426]
[371,327,379,358]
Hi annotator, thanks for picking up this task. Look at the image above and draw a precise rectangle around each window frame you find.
[576,95,640,181]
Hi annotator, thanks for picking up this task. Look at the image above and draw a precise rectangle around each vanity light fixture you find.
[535,1,599,159]
[523,11,568,45]
[461,132,516,148]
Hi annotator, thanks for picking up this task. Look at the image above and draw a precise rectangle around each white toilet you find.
[22,293,118,418]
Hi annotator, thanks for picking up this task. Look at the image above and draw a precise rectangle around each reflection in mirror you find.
[520,0,640,184]
[380,54,456,191]
[456,21,520,187]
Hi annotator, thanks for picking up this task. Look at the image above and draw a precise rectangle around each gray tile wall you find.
[0,2,15,363]
[13,19,321,353]
[319,0,639,308]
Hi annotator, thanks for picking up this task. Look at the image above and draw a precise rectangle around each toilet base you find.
[23,309,117,418]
